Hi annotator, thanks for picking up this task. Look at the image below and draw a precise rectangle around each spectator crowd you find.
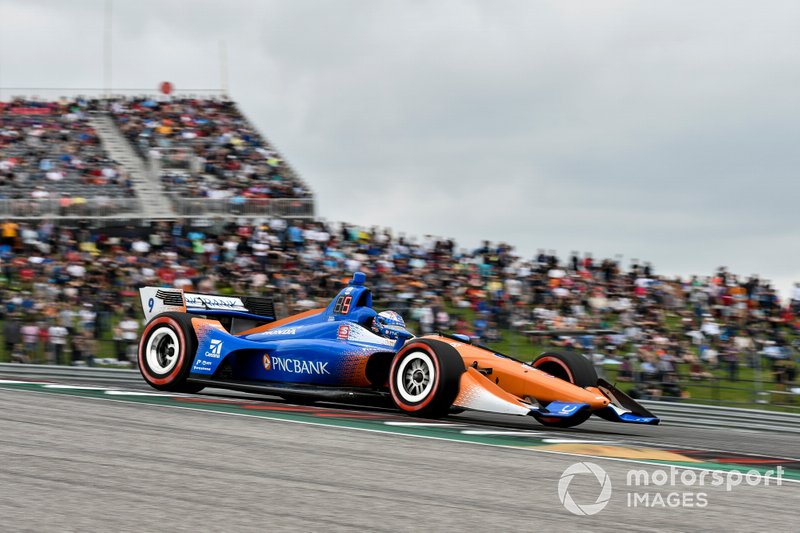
[0,98,135,209]
[2,96,311,218]
[0,218,797,401]
[109,97,311,201]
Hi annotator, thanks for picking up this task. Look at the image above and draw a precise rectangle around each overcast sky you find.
[1,0,798,296]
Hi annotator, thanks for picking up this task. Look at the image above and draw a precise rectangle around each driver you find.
[371,310,411,340]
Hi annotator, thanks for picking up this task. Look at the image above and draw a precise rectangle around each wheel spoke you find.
[396,353,437,402]
[146,327,181,374]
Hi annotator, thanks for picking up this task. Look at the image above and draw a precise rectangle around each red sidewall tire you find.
[389,339,465,418]
[138,314,190,389]
[532,351,597,387]
[532,350,597,428]
[533,355,575,383]
[389,342,442,412]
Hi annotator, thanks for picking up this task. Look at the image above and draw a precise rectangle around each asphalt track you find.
[1,376,798,531]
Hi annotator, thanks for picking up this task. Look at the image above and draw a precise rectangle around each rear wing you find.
[139,287,275,326]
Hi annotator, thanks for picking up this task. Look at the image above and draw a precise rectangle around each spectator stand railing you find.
[0,88,227,103]
[601,367,800,411]
[0,197,143,219]
[168,196,315,219]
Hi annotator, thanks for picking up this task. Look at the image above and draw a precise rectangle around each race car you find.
[137,272,658,427]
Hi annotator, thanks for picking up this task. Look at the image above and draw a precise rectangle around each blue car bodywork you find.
[140,272,408,400]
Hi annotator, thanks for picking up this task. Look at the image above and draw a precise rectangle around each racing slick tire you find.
[532,351,596,428]
[389,339,465,419]
[138,312,205,393]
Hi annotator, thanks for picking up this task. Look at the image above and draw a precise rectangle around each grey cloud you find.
[1,0,799,292]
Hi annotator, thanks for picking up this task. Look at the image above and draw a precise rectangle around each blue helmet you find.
[371,310,407,340]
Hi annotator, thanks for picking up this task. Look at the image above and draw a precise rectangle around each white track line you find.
[384,421,464,427]
[541,439,622,444]
[461,430,544,436]
[44,384,110,390]
[104,390,175,397]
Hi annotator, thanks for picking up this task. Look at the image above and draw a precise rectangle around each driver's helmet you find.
[371,310,407,340]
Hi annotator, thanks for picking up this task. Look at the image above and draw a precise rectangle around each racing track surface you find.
[1,376,798,531]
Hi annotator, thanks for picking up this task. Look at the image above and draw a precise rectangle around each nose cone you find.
[569,387,609,409]
[588,394,610,410]
[525,370,611,410]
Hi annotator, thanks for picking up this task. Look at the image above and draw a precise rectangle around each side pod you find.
[452,367,533,416]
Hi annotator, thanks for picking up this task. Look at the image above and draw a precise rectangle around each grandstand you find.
[0,98,139,218]
[0,92,797,410]
[0,96,314,221]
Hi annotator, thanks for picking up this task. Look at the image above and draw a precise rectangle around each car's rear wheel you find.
[389,339,465,419]
[532,351,596,428]
[138,312,204,393]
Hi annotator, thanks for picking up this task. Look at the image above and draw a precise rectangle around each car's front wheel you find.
[138,312,204,393]
[532,351,596,428]
[389,339,465,418]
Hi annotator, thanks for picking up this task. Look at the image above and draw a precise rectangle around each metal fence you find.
[169,196,315,218]
[0,88,227,102]
[0,196,313,220]
[0,197,142,219]
[601,367,799,411]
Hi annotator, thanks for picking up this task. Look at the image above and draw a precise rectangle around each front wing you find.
[452,367,659,425]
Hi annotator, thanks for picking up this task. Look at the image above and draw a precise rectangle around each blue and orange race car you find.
[138,272,658,428]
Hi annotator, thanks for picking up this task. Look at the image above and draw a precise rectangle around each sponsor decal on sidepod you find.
[205,339,223,359]
[262,354,329,375]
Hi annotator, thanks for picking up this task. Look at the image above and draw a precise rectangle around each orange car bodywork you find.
[421,335,610,413]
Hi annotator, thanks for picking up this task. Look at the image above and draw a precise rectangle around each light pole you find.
[104,0,113,98]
